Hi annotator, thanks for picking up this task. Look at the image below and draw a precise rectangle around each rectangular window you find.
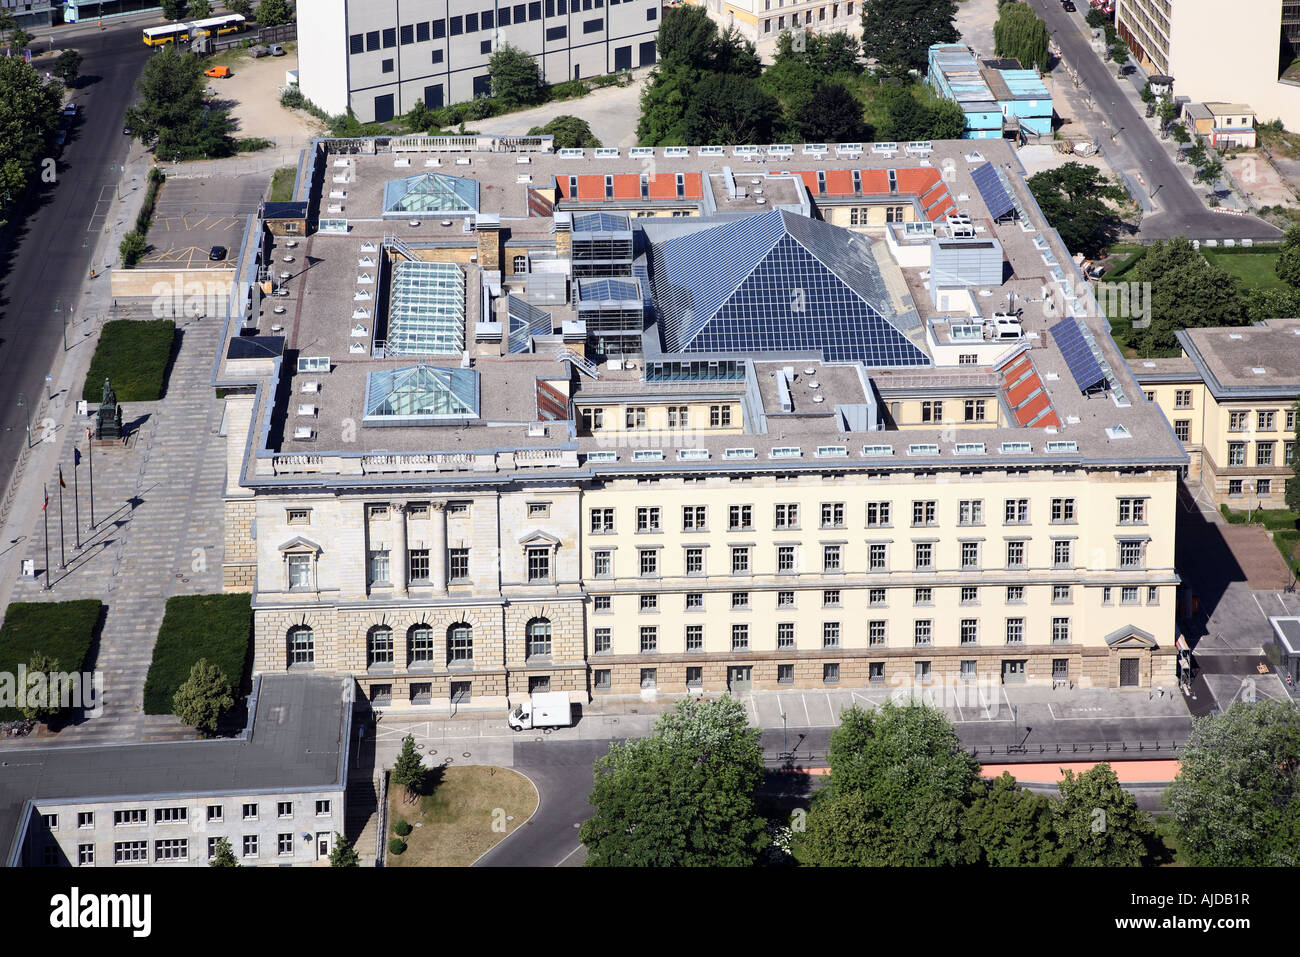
[450,15,463,34]
[1117,498,1147,524]
[1052,617,1071,644]
[114,809,146,826]
[639,549,658,577]
[822,544,842,572]
[728,505,753,530]
[868,543,887,570]
[1006,541,1026,568]
[1259,410,1277,431]
[774,503,799,529]
[545,24,566,39]
[914,587,932,605]
[417,21,430,41]
[686,666,703,690]
[584,16,603,31]
[1053,659,1069,681]
[777,664,794,684]
[685,592,703,609]
[1050,498,1076,523]
[288,553,312,589]
[278,833,294,856]
[1006,585,1025,603]
[368,549,390,585]
[1228,442,1246,466]
[434,18,447,38]
[777,623,795,649]
[381,58,394,73]
[365,30,380,51]
[823,621,841,648]
[865,501,890,526]
[914,542,933,570]
[960,619,978,645]
[1175,389,1192,409]
[114,841,148,864]
[961,541,980,569]
[1004,499,1028,524]
[1229,410,1249,431]
[685,547,704,575]
[682,505,707,530]
[78,844,94,866]
[778,590,795,607]
[964,399,987,422]
[1119,541,1144,569]
[316,801,331,816]
[1053,540,1073,567]
[448,548,469,582]
[527,547,552,582]
[731,547,751,574]
[466,12,479,31]
[594,669,611,690]
[242,835,258,858]
[731,591,750,610]
[636,506,661,532]
[154,807,187,824]
[914,620,932,647]
[777,545,796,573]
[869,620,886,646]
[1257,442,1275,467]
[686,625,703,651]
[78,812,93,829]
[640,668,657,689]
[915,660,931,683]
[594,627,611,653]
[349,33,364,54]
[590,508,615,533]
[382,27,396,47]
[1148,586,1159,604]
[1006,618,1025,644]
[154,839,188,862]
[961,586,978,604]
[408,549,430,583]
[640,626,658,653]
[912,500,936,526]
[710,405,732,427]
[1174,420,1190,442]
[823,663,840,684]
[1053,584,1071,603]
[961,660,977,682]
[820,502,845,528]
[732,624,750,651]
[921,400,944,423]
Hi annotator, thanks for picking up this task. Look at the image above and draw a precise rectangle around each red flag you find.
[58,467,66,489]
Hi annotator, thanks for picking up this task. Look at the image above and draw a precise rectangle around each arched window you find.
[367,627,393,667]
[288,626,314,667]
[526,618,552,659]
[447,623,473,665]
[408,625,434,665]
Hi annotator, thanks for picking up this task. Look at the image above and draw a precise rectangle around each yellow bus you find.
[188,13,246,38]
[142,23,189,46]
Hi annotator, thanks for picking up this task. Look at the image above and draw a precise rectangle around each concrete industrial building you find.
[1117,0,1300,132]
[297,0,663,123]
[3,675,352,867]
[928,45,1053,140]
[212,134,1186,716]
[1,0,53,28]
[1134,319,1300,510]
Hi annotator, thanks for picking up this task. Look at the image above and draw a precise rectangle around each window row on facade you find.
[290,619,554,669]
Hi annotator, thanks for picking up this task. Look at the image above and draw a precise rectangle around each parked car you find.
[62,101,77,116]
[204,65,231,78]
[269,44,285,56]
[249,45,269,58]
[209,245,227,262]
[1062,0,1076,9]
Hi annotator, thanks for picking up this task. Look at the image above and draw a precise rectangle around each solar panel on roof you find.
[970,162,1016,221]
[1049,317,1107,393]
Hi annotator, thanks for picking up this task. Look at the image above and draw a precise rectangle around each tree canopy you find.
[172,658,234,735]
[489,44,545,107]
[860,0,959,75]
[391,733,427,803]
[0,55,61,223]
[792,82,870,143]
[124,45,237,161]
[962,772,1064,866]
[329,833,360,867]
[993,2,1050,73]
[1027,161,1127,259]
[53,49,83,88]
[255,0,294,27]
[1054,763,1156,866]
[527,115,601,149]
[208,837,239,867]
[580,697,768,866]
[1165,701,1300,866]
[1130,236,1245,354]
[681,72,782,146]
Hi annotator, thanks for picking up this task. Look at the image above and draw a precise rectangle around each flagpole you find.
[58,471,66,570]
[43,483,50,591]
[86,428,95,530]
[73,449,81,551]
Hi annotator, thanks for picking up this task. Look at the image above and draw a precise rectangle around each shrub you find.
[549,79,591,100]
[393,818,412,837]
[388,837,407,856]
[235,137,275,152]
[119,231,147,268]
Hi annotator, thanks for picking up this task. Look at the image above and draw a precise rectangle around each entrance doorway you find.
[727,666,752,694]
[1120,658,1140,687]
[1001,659,1026,684]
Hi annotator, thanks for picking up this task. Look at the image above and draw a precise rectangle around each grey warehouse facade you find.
[298,0,662,123]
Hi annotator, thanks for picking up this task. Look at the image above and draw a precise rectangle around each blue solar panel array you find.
[506,294,552,354]
[648,209,929,366]
[580,279,640,302]
[572,212,630,233]
[971,162,1016,221]
[1049,317,1107,393]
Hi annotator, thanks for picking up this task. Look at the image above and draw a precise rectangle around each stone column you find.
[431,502,447,594]
[394,502,408,596]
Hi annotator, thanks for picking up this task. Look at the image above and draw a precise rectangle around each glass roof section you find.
[647,209,929,366]
[572,212,631,233]
[364,365,480,422]
[507,294,552,355]
[382,171,479,216]
[386,260,465,356]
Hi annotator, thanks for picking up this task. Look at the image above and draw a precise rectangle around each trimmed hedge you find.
[82,319,176,402]
[143,594,252,716]
[0,600,102,721]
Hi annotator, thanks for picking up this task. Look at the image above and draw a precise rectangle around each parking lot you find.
[142,175,267,268]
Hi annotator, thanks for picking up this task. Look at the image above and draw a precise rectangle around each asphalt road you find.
[1027,0,1280,241]
[0,22,150,506]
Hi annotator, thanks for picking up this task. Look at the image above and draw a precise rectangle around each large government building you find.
[214,134,1187,716]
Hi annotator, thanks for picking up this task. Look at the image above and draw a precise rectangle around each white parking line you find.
[801,693,810,726]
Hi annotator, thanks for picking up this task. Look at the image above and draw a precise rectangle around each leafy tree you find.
[1186,140,1207,168]
[580,697,768,866]
[1027,161,1127,258]
[711,26,762,78]
[161,0,188,19]
[776,29,862,76]
[1054,763,1156,866]
[1165,701,1300,865]
[404,99,433,133]
[527,115,601,149]
[255,0,294,27]
[803,789,892,865]
[1131,236,1245,353]
[1139,81,1155,104]
[53,49,83,88]
[961,773,1064,866]
[1242,285,1300,320]
[1156,96,1179,134]
[1110,40,1129,73]
[1171,124,1190,145]
[860,0,959,75]
[1085,7,1109,29]
[810,703,980,866]
[119,231,147,267]
[188,0,213,17]
[227,0,253,16]
[19,652,61,722]
[681,72,781,146]
[792,81,868,143]
[925,96,967,139]
[876,82,927,140]
[658,4,719,72]
[329,833,360,867]
[0,54,61,220]
[209,837,239,867]
[488,44,544,107]
[172,658,234,735]
[124,45,236,160]
[758,56,820,115]
[1196,157,1224,186]
[391,733,427,803]
[993,3,1050,73]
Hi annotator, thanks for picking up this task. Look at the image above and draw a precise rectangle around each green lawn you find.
[0,600,102,721]
[387,766,537,866]
[269,165,296,203]
[143,594,253,715]
[1200,248,1288,290]
[82,320,176,403]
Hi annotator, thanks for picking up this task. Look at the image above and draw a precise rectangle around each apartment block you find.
[214,134,1184,715]
[297,0,662,122]
[1117,0,1300,132]
[4,675,352,867]
[680,0,859,46]
[1134,320,1300,509]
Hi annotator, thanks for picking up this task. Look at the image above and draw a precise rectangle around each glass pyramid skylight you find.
[363,365,480,423]
[382,171,479,216]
